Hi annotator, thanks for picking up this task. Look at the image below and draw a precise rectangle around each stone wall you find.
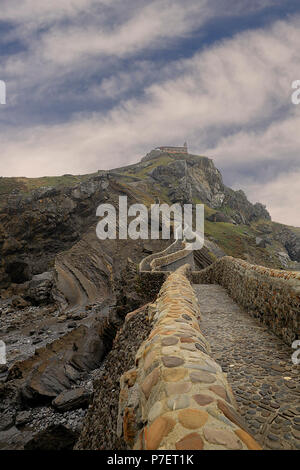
[150,248,194,271]
[139,239,183,272]
[136,272,167,304]
[192,256,300,344]
[137,239,193,302]
[157,251,195,272]
[117,265,261,450]
[140,238,195,274]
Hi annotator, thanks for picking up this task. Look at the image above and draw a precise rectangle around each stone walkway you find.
[118,267,262,450]
[193,284,300,450]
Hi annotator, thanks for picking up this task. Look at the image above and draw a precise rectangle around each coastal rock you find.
[52,388,92,412]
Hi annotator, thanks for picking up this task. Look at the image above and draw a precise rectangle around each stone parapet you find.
[117,265,261,450]
[139,239,184,272]
[150,248,194,271]
[192,257,300,344]
[136,271,167,304]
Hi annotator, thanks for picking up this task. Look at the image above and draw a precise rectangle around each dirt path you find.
[193,284,300,450]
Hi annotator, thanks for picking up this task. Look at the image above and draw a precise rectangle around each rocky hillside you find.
[1,148,300,450]
[1,150,300,299]
[111,150,300,269]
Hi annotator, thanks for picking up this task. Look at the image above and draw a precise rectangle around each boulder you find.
[278,252,291,268]
[207,212,235,224]
[52,387,92,411]
[275,227,300,262]
[256,237,267,248]
[19,322,107,404]
[21,359,79,402]
[15,410,31,427]
[253,202,271,220]
[26,271,54,305]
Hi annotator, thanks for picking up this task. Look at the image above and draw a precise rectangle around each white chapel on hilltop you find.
[155,142,188,154]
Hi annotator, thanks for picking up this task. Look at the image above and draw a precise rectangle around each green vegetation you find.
[1,152,298,270]
[289,226,300,236]
[203,216,284,268]
[0,173,96,208]
[118,155,173,179]
[204,219,252,258]
[219,205,236,218]
[0,174,93,194]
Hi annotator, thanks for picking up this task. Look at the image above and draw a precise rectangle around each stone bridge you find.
[78,240,300,451]
[123,241,299,450]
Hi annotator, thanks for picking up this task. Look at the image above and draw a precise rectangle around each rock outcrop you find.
[146,153,271,225]
[52,388,92,412]
[275,226,300,262]
[0,175,111,290]
[0,147,299,451]
[75,305,153,450]
[6,317,117,404]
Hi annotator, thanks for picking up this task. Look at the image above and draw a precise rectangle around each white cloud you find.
[20,0,282,67]
[244,169,300,227]
[205,113,300,171]
[0,4,300,226]
[1,0,104,24]
[0,0,282,81]
[26,1,211,66]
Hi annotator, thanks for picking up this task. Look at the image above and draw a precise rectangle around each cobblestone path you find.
[193,284,300,450]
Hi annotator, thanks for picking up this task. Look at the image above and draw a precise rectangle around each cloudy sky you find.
[0,0,300,226]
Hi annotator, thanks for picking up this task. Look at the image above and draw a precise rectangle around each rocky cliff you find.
[1,150,300,306]
[0,149,299,450]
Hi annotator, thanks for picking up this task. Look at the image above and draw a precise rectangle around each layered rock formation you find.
[146,154,271,225]
[1,149,299,310]
[0,148,299,451]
